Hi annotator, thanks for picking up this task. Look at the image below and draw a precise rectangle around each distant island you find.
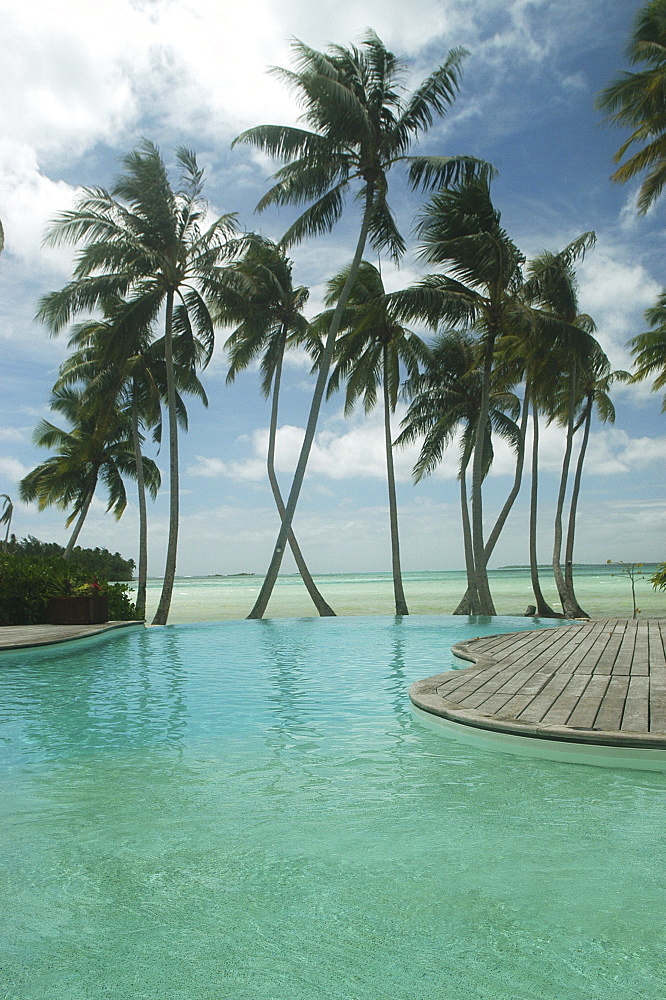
[208,572,256,578]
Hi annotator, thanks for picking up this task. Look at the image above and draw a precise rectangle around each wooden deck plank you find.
[610,623,637,676]
[622,675,650,732]
[594,675,630,730]
[591,625,624,675]
[566,674,611,728]
[536,672,594,727]
[648,622,666,732]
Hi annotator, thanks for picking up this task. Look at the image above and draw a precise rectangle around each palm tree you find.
[218,237,335,616]
[559,350,630,618]
[56,300,206,619]
[37,141,238,624]
[508,241,597,617]
[319,260,430,615]
[629,292,666,407]
[19,386,160,558]
[233,31,487,619]
[395,331,520,614]
[596,0,666,214]
[524,249,599,616]
[393,177,527,614]
[0,494,13,551]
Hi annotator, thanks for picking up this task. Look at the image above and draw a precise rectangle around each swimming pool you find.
[1,615,665,999]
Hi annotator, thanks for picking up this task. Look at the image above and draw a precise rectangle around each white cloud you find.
[0,428,27,442]
[0,457,30,482]
[577,249,661,371]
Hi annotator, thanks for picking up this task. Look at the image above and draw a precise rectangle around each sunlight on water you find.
[1,616,665,999]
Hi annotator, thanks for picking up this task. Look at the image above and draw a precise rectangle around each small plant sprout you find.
[607,560,644,618]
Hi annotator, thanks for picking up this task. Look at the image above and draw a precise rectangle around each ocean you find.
[135,564,665,624]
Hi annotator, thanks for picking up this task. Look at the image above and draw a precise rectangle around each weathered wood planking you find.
[411,619,666,749]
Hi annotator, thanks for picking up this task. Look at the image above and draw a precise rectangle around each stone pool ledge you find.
[0,620,144,651]
[410,618,666,770]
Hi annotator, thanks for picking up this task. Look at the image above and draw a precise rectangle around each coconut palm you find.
[319,260,430,615]
[19,386,160,558]
[596,0,666,214]
[218,237,335,616]
[37,141,238,624]
[0,494,13,551]
[233,30,487,618]
[501,240,596,617]
[56,300,206,618]
[629,292,666,407]
[395,332,520,614]
[393,177,527,613]
[523,248,599,617]
[557,350,630,618]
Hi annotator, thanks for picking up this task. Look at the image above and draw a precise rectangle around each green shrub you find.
[5,535,135,580]
[0,553,138,625]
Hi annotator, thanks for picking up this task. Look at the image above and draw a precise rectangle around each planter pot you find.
[47,595,109,625]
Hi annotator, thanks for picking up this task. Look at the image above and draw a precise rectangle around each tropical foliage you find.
[9,26,657,623]
[233,30,488,618]
[0,552,136,626]
[37,141,238,624]
[596,0,666,213]
[319,260,430,615]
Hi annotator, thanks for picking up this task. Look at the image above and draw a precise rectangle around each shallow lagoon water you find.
[1,614,665,999]
[136,565,666,623]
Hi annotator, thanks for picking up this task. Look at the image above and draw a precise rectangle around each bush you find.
[5,535,135,581]
[0,553,138,625]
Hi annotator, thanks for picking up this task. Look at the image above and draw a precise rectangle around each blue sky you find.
[0,0,664,577]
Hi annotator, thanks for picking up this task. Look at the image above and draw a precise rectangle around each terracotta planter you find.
[47,595,109,625]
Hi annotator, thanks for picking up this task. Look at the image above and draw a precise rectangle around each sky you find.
[0,0,664,578]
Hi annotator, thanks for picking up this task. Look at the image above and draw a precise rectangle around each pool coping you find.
[0,620,145,651]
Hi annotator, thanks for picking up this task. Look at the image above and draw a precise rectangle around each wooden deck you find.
[410,619,666,755]
[0,620,144,651]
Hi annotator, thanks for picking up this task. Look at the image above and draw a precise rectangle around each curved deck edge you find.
[409,673,666,750]
[0,620,144,652]
[411,702,666,771]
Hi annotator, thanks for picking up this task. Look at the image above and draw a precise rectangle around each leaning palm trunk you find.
[562,396,592,618]
[152,292,179,625]
[529,404,559,617]
[454,391,529,614]
[470,332,497,615]
[455,444,480,614]
[267,348,336,616]
[552,363,577,611]
[131,380,149,620]
[247,183,375,619]
[63,473,98,559]
[382,347,409,616]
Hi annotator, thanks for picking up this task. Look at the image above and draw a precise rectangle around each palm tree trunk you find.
[131,379,149,620]
[454,443,479,614]
[63,474,98,559]
[382,346,408,616]
[529,403,559,617]
[552,362,577,610]
[454,389,529,614]
[562,396,591,618]
[247,182,376,619]
[152,291,178,625]
[267,343,336,616]
[470,331,497,615]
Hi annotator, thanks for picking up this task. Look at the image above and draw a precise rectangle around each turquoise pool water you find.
[1,615,665,999]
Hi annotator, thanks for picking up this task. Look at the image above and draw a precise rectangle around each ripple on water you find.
[0,615,664,1000]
